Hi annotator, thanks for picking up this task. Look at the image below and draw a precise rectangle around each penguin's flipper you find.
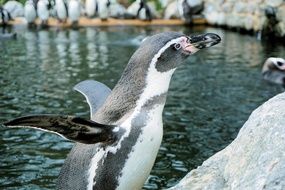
[73,80,111,116]
[3,115,116,144]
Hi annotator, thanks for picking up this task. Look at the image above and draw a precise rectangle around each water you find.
[0,26,284,189]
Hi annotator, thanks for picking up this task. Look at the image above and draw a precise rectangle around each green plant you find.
[0,0,25,6]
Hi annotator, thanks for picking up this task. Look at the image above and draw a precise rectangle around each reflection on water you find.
[56,30,68,65]
[86,28,98,70]
[69,30,81,67]
[0,26,285,189]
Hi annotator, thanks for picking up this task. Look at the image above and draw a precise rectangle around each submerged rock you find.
[169,92,285,190]
[0,32,17,40]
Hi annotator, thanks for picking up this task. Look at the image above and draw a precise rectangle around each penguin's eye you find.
[277,61,284,67]
[174,43,181,50]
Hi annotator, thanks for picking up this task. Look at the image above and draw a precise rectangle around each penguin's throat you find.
[137,66,176,108]
[93,62,175,125]
[114,68,173,125]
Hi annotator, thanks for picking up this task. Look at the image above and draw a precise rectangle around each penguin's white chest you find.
[138,8,147,20]
[116,104,164,190]
[98,0,109,19]
[37,2,49,20]
[87,104,164,190]
[56,0,67,19]
[86,0,96,17]
[24,4,36,22]
[68,1,80,22]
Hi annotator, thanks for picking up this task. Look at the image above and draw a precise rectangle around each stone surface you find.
[203,0,285,37]
[276,5,285,22]
[265,0,283,7]
[169,92,285,190]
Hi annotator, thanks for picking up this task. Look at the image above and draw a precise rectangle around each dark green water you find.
[0,26,284,189]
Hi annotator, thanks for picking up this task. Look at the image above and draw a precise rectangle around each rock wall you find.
[203,0,285,37]
[168,92,285,190]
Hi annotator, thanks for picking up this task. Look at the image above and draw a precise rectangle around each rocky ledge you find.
[169,92,285,190]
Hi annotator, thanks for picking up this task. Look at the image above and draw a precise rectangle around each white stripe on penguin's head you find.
[150,36,197,73]
[137,36,196,107]
[272,57,285,70]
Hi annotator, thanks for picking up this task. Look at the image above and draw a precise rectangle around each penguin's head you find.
[263,57,285,72]
[132,32,221,73]
[103,32,220,120]
[26,0,34,5]
[272,58,285,71]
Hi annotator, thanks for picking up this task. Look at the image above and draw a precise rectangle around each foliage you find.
[0,0,25,6]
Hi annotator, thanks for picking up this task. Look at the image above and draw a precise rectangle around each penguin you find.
[33,0,39,7]
[3,32,221,190]
[48,0,57,17]
[0,6,12,26]
[55,0,68,23]
[97,0,110,21]
[24,0,37,25]
[262,57,285,86]
[137,0,152,21]
[68,0,81,26]
[85,0,97,18]
[3,0,24,19]
[108,0,126,19]
[177,0,204,24]
[262,6,279,39]
[37,0,50,26]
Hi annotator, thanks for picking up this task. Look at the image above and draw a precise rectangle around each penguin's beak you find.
[182,33,221,54]
[189,33,221,49]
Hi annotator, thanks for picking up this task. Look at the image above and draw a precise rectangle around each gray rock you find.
[0,33,17,40]
[169,92,285,190]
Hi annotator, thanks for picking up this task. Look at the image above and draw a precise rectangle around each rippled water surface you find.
[0,26,284,189]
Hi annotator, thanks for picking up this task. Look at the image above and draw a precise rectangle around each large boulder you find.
[169,92,285,190]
